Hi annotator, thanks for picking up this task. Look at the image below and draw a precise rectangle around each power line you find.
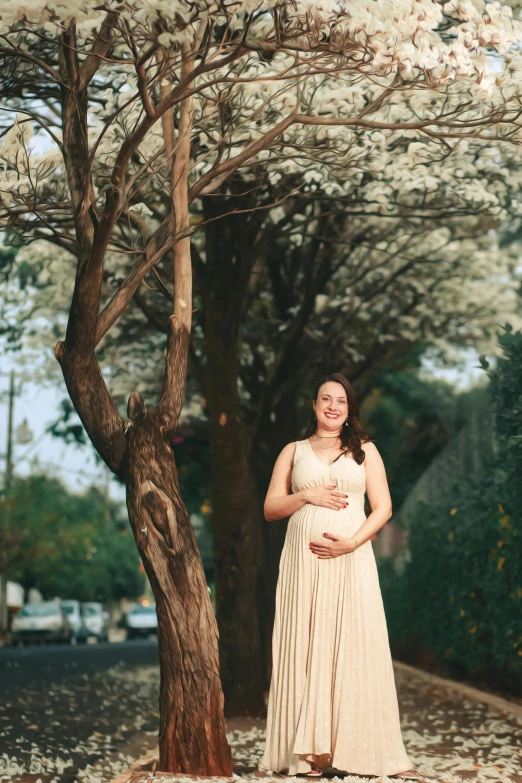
[12,425,50,465]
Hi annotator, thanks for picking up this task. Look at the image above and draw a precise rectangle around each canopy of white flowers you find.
[1,0,522,239]
[1,0,522,398]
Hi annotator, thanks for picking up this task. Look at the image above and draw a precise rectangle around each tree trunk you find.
[198,197,267,716]
[124,402,232,773]
[53,25,233,772]
[0,573,8,635]
[205,319,266,716]
[56,345,232,775]
[252,384,303,687]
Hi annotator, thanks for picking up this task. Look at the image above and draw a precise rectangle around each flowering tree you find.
[1,0,522,772]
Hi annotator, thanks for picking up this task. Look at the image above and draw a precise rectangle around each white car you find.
[11,601,73,645]
[81,602,109,642]
[124,603,158,640]
[61,599,88,643]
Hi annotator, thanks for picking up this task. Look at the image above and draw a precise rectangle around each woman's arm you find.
[264,443,349,521]
[264,443,309,522]
[351,441,393,546]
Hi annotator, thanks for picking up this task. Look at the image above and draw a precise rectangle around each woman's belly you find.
[287,494,367,543]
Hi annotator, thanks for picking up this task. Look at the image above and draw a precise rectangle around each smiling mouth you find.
[324,413,340,418]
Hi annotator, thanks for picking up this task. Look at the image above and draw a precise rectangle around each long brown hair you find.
[303,372,371,465]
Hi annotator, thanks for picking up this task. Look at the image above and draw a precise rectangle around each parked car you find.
[124,603,158,640]
[81,602,109,643]
[60,599,88,643]
[10,601,73,645]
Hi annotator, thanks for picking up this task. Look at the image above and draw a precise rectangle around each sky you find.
[0,358,126,502]
[0,347,487,501]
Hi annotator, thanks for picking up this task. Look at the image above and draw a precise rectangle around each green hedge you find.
[381,326,522,694]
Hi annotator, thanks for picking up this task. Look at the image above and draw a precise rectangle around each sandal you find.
[298,769,323,778]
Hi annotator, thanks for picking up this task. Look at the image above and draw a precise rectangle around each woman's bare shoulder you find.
[274,441,297,463]
[282,441,298,458]
[361,440,379,458]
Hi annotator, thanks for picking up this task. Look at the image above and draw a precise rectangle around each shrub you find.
[381,326,522,694]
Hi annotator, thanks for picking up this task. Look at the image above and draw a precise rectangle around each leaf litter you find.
[0,663,521,783]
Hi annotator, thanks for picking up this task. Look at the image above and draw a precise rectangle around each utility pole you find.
[5,369,14,489]
[0,370,15,635]
[103,468,111,527]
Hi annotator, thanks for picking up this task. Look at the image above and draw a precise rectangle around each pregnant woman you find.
[258,373,418,780]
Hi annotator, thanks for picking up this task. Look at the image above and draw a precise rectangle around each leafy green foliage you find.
[0,475,144,602]
[381,327,522,694]
[173,434,214,578]
[361,369,461,510]
[0,246,17,282]
[489,324,522,483]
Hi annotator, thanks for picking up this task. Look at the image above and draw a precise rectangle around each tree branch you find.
[77,13,118,91]
[159,38,197,425]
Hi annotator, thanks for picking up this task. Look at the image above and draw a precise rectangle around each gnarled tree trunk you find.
[56,343,233,775]
[124,397,231,772]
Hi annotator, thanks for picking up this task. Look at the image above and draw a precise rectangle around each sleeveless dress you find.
[259,439,413,777]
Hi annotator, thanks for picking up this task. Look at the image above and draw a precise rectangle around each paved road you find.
[0,640,161,782]
[0,639,160,695]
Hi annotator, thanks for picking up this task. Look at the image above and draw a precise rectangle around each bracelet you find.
[354,537,359,549]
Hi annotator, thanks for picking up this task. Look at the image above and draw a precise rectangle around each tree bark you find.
[55,338,229,775]
[55,342,232,774]
[124,398,232,773]
[201,202,266,717]
[204,313,266,716]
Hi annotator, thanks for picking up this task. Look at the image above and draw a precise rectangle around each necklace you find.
[312,434,340,440]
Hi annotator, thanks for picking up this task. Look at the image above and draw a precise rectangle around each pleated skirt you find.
[259,496,413,777]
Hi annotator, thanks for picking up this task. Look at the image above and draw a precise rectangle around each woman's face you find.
[313,381,348,432]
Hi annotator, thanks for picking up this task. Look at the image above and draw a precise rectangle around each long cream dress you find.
[259,439,413,777]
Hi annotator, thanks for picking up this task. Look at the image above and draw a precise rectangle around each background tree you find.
[1,474,144,602]
[1,1,522,769]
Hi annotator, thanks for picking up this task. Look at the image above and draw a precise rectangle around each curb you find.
[392,659,522,722]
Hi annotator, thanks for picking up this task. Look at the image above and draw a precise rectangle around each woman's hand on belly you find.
[304,484,349,510]
[309,531,357,558]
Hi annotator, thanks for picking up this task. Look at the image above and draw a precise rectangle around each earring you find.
[344,418,349,427]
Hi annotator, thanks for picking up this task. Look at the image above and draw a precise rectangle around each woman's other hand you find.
[309,532,357,558]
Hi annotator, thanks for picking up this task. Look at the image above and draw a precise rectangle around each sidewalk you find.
[114,663,522,783]
[1,658,520,783]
